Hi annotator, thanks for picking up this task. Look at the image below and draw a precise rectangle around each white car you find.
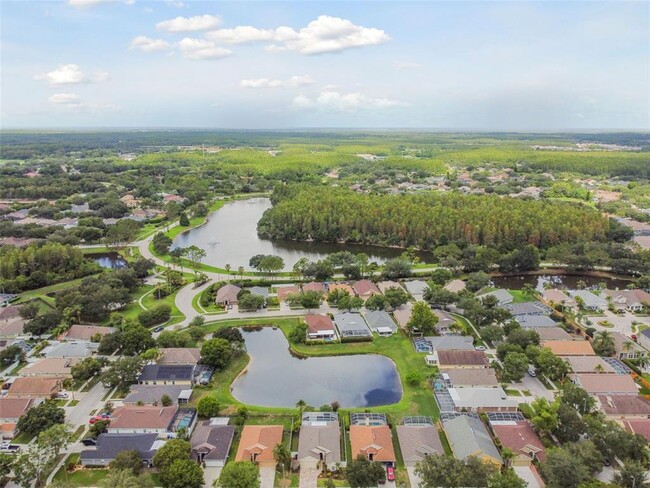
[475,345,487,351]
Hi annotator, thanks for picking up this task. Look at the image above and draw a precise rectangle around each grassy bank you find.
[192,317,439,421]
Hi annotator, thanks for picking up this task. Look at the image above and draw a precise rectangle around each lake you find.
[172,197,430,270]
[492,273,633,291]
[230,327,403,408]
[92,252,127,269]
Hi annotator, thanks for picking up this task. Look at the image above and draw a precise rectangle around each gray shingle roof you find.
[516,315,557,328]
[298,415,341,464]
[363,310,398,332]
[80,433,159,464]
[396,425,444,464]
[444,415,502,463]
[333,312,371,337]
[190,421,235,463]
[123,385,187,404]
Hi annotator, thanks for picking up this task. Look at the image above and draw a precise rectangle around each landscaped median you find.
[190,316,440,420]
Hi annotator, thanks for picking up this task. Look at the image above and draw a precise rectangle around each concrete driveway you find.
[513,374,555,401]
[202,465,222,488]
[259,466,276,488]
[406,466,421,488]
[298,466,320,488]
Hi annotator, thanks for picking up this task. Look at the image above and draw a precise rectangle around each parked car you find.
[153,326,164,333]
[0,443,20,453]
[528,368,537,377]
[56,392,68,399]
[386,466,395,482]
[632,334,638,342]
[81,438,97,446]
[475,345,487,351]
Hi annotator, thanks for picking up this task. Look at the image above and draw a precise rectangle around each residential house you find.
[363,310,398,335]
[396,418,443,467]
[423,336,474,352]
[444,280,466,293]
[504,301,552,316]
[137,365,194,386]
[158,348,201,366]
[20,358,80,379]
[349,424,396,466]
[489,418,546,466]
[601,289,650,312]
[429,350,489,369]
[392,307,412,331]
[516,315,558,328]
[64,325,114,342]
[0,398,38,439]
[235,425,284,467]
[620,419,650,444]
[477,289,514,306]
[542,340,595,356]
[248,286,269,299]
[443,368,499,388]
[7,377,62,399]
[123,385,190,405]
[215,284,241,306]
[304,314,337,341]
[597,395,650,419]
[447,387,518,413]
[443,415,502,466]
[41,342,97,358]
[433,310,456,334]
[301,282,326,295]
[0,306,25,339]
[377,281,403,294]
[353,280,381,300]
[562,356,615,374]
[327,283,355,297]
[298,412,341,470]
[572,373,638,396]
[162,194,185,204]
[120,195,140,208]
[276,285,300,301]
[568,290,607,311]
[333,312,371,338]
[80,433,162,467]
[190,420,235,467]
[107,405,178,434]
[403,280,429,301]
[635,329,650,352]
[612,332,646,360]
[534,327,575,341]
[542,289,576,307]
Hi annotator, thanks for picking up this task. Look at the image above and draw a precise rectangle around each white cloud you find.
[166,0,187,7]
[394,61,423,70]
[48,93,81,105]
[130,36,172,52]
[177,38,232,60]
[240,78,284,88]
[292,89,407,112]
[288,75,316,86]
[35,64,105,85]
[156,14,221,32]
[206,15,390,54]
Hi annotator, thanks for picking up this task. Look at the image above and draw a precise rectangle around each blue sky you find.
[1,0,648,129]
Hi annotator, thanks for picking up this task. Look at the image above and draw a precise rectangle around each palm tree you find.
[501,447,515,469]
[296,399,306,412]
[594,364,605,374]
[225,263,231,275]
[273,443,291,479]
[593,330,616,356]
[238,266,245,281]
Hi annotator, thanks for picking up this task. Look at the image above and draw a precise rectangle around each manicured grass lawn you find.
[193,316,440,421]
[16,277,97,304]
[192,289,226,314]
[12,431,35,444]
[509,290,535,303]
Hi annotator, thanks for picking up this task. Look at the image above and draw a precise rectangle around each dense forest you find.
[258,186,614,251]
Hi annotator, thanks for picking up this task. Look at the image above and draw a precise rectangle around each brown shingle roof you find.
[353,280,380,297]
[574,374,638,395]
[445,368,499,387]
[350,425,396,463]
[621,419,650,443]
[109,405,177,430]
[276,286,300,301]
[7,377,61,398]
[158,348,201,365]
[302,282,326,294]
[0,398,33,419]
[65,325,115,341]
[597,395,650,416]
[20,358,80,377]
[437,350,489,367]
[491,421,546,462]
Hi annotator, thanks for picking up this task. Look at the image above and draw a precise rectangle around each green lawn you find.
[508,290,535,303]
[193,317,440,421]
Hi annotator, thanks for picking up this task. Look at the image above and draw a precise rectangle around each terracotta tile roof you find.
[377,281,402,294]
[20,358,80,377]
[542,340,595,356]
[304,314,335,334]
[276,286,300,301]
[109,405,177,430]
[302,282,326,294]
[235,425,284,463]
[327,283,355,296]
[621,419,650,443]
[349,425,396,463]
[491,421,546,462]
[215,284,241,304]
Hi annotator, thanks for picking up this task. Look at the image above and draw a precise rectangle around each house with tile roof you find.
[350,424,396,466]
[490,419,546,466]
[235,425,284,467]
[298,412,341,470]
[444,415,502,466]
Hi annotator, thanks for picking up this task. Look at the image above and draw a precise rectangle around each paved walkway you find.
[259,466,276,488]
[298,466,319,488]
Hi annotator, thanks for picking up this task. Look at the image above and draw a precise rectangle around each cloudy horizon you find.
[1,1,648,130]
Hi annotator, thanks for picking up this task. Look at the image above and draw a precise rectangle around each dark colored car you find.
[81,438,97,446]
[153,326,164,332]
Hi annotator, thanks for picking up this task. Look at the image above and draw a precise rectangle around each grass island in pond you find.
[230,327,402,408]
